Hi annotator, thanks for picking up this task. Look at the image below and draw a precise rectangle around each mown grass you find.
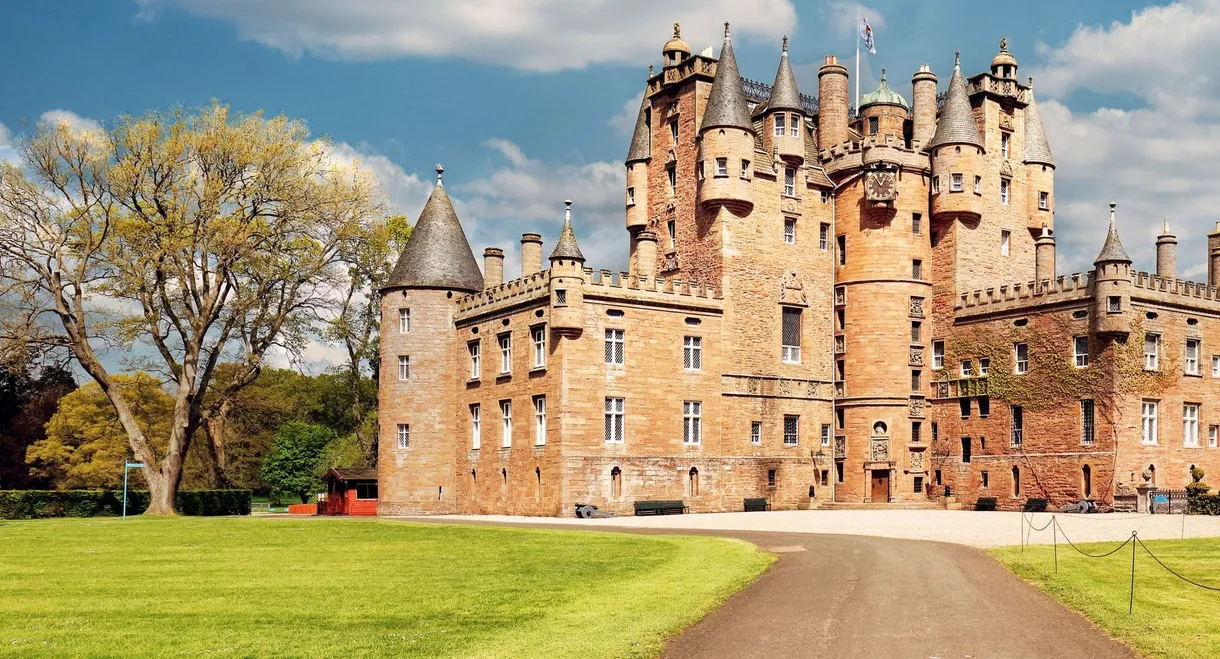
[0,517,773,658]
[991,538,1220,659]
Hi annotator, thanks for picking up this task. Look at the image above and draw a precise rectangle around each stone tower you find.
[378,165,483,515]
[1091,203,1133,337]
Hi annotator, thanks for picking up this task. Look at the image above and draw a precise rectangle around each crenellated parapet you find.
[954,272,1094,317]
[456,270,551,317]
[582,268,722,310]
[1131,271,1220,311]
[819,136,932,177]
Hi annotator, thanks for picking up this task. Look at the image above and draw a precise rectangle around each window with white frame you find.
[626,187,635,206]
[751,421,762,445]
[781,307,802,363]
[1073,336,1089,368]
[1014,342,1029,374]
[667,166,676,196]
[498,334,512,374]
[397,423,410,449]
[470,404,481,449]
[784,168,796,196]
[783,218,796,244]
[741,159,750,179]
[979,357,990,375]
[398,308,410,333]
[950,173,963,192]
[1186,339,1200,375]
[1001,132,1010,158]
[1210,425,1219,448]
[1039,191,1049,210]
[819,223,830,250]
[1145,334,1160,371]
[531,326,546,368]
[960,359,973,377]
[789,113,800,136]
[1141,400,1158,445]
[973,176,981,194]
[397,355,410,381]
[1010,405,1023,448]
[469,341,481,379]
[774,113,786,137]
[683,336,702,370]
[500,400,512,447]
[667,220,676,248]
[932,340,945,370]
[1081,399,1095,446]
[783,415,799,446]
[1184,404,1201,446]
[605,397,625,443]
[534,396,546,446]
[604,328,625,365]
[932,176,940,194]
[1000,230,1011,256]
[683,401,702,444]
[1213,355,1220,377]
[1000,178,1010,205]
[715,157,727,177]
[821,423,831,446]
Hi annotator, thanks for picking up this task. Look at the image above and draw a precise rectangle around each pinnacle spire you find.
[927,50,982,148]
[625,94,652,164]
[1023,77,1054,166]
[1095,202,1132,265]
[549,200,585,261]
[767,34,803,113]
[384,165,483,292]
[701,23,752,132]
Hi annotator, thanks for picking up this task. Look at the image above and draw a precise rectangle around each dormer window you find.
[774,114,786,137]
[790,114,800,137]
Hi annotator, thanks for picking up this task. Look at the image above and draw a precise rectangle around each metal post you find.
[122,462,145,520]
[1129,531,1137,614]
[1053,517,1058,574]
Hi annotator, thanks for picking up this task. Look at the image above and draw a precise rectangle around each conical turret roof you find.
[1023,78,1054,166]
[701,23,753,132]
[384,165,483,292]
[767,36,803,113]
[1095,203,1132,264]
[927,52,982,149]
[549,201,585,261]
[625,94,651,164]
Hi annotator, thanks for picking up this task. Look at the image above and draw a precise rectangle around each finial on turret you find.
[435,163,444,187]
[1110,201,1117,224]
[564,199,572,222]
[649,63,654,77]
[1000,37,1008,52]
[1163,218,1172,233]
[673,23,680,38]
[954,50,960,68]
[880,67,887,84]
[724,22,730,38]
[1028,75,1034,87]
[782,35,788,53]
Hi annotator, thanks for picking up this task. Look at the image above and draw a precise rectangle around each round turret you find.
[765,36,806,166]
[697,24,754,211]
[662,23,690,68]
[1156,219,1177,280]
[859,68,908,141]
[1091,203,1133,337]
[990,38,1018,79]
[548,200,586,334]
[929,53,983,221]
[625,93,651,230]
[817,55,850,149]
[911,65,938,146]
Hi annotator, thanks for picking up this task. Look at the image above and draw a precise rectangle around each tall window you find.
[961,437,972,463]
[1000,179,1010,205]
[498,334,512,374]
[783,218,796,244]
[1000,230,1011,256]
[604,329,625,365]
[1186,339,1200,375]
[741,159,750,178]
[1001,132,1010,158]
[626,187,635,206]
[932,340,944,369]
[751,421,762,445]
[960,360,973,377]
[534,396,547,446]
[1012,466,1021,498]
[1211,425,1219,448]
[911,321,921,342]
[683,401,702,444]
[836,235,846,265]
[398,355,410,381]
[605,398,625,443]
[973,175,981,194]
[1183,403,1200,447]
[1010,406,1024,448]
[912,421,922,443]
[669,119,678,143]
[398,308,410,333]
[1073,336,1089,368]
[783,415,799,446]
[469,341,481,379]
[667,166,676,196]
[470,404,481,449]
[667,220,676,248]
[683,336,702,370]
[821,423,831,446]
[911,370,921,391]
[912,259,922,279]
[1039,191,1049,210]
[397,423,410,449]
[1081,399,1095,446]
[715,157,727,177]
[1013,342,1029,374]
[532,326,546,368]
[819,223,830,250]
[1212,355,1220,377]
[1141,400,1158,445]
[912,213,922,235]
[774,113,786,137]
[932,176,940,194]
[979,358,990,375]
[789,113,800,136]
[781,307,802,363]
[500,400,512,448]
[1145,334,1160,370]
[950,173,963,192]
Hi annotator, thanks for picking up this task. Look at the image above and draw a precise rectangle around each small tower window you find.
[398,308,410,333]
[398,355,410,381]
[783,168,796,196]
[626,187,635,206]
[751,421,762,445]
[932,176,940,194]
[819,223,830,250]
[715,157,727,177]
[667,166,677,196]
[397,423,410,449]
[669,119,678,143]
[912,259,922,279]
[836,235,846,265]
[932,340,944,369]
[950,173,963,192]
[1109,296,1122,314]
[912,213,922,235]
[868,116,879,135]
[741,159,750,179]
[1001,132,1010,158]
[555,289,567,306]
[790,113,800,137]
[1039,191,1049,210]
[1000,230,1011,256]
[1000,178,1010,205]
[667,220,676,248]
[783,218,797,244]
[974,176,981,194]
[774,114,786,137]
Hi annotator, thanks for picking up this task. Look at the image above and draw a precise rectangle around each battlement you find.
[954,272,1093,316]
[646,54,716,97]
[819,135,931,176]
[1131,271,1220,310]
[456,270,551,315]
[583,268,722,308]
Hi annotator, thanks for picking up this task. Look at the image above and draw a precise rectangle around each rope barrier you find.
[1135,536,1220,592]
[1053,518,1135,558]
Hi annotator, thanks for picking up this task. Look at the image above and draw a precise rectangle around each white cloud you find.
[1029,0,1220,279]
[824,1,885,34]
[136,0,796,72]
[39,109,103,136]
[328,141,433,219]
[0,121,17,165]
[608,92,644,138]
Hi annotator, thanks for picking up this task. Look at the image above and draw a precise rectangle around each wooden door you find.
[871,470,890,502]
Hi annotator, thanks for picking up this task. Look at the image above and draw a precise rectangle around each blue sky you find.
[3,0,1217,283]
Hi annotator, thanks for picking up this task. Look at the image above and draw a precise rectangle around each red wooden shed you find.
[319,468,378,516]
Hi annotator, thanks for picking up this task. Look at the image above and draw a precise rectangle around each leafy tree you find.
[261,422,336,503]
[0,104,381,513]
[0,357,75,488]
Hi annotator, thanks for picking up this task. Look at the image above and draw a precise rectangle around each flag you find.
[859,12,876,54]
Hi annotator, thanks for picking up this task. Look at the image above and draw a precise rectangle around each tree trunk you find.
[143,469,177,515]
[203,400,232,488]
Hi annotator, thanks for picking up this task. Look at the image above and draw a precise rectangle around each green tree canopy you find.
[261,422,336,503]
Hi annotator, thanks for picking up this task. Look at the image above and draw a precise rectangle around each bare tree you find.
[0,104,381,514]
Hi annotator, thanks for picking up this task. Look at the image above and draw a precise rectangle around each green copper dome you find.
[858,68,909,110]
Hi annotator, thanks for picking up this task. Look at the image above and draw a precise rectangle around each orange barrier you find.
[287,503,317,515]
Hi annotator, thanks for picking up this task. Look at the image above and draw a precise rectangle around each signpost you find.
[123,462,145,520]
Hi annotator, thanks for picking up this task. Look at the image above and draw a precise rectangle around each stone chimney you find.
[1209,223,1220,287]
[1155,219,1177,280]
[521,233,543,278]
[911,64,938,147]
[636,231,658,282]
[482,247,504,288]
[817,55,850,149]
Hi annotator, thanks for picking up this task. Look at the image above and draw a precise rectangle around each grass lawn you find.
[991,538,1220,659]
[0,517,771,658]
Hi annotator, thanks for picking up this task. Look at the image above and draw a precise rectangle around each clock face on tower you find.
[864,170,897,202]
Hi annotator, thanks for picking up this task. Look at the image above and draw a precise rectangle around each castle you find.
[377,24,1220,515]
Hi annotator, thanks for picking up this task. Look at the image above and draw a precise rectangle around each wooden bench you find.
[743,498,771,512]
[634,500,687,516]
[975,497,998,511]
[1023,498,1048,513]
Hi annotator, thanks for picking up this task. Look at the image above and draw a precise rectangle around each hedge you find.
[1188,489,1220,516]
[0,490,252,519]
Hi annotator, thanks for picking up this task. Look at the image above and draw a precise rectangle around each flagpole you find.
[855,4,860,118]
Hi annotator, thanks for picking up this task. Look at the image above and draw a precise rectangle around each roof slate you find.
[383,175,483,292]
[1023,84,1055,166]
[927,57,982,149]
[701,33,753,132]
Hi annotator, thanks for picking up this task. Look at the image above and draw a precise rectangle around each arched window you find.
[1011,465,1021,498]
[689,467,700,496]
[610,466,622,498]
[1082,465,1092,498]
